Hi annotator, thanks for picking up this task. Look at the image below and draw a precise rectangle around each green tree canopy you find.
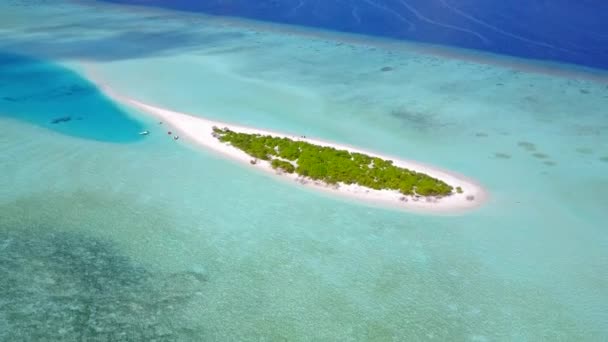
[213,127,455,197]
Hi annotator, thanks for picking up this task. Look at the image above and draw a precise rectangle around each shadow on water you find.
[0,52,144,142]
[0,191,208,340]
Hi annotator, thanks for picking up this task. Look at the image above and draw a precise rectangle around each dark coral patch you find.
[532,152,549,159]
[575,147,593,155]
[517,141,536,151]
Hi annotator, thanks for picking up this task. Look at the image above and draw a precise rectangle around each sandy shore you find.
[90,76,486,213]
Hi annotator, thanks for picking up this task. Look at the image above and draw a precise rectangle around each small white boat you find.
[139,130,150,135]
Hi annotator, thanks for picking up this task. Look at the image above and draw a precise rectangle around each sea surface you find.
[1,1,607,340]
[99,0,608,69]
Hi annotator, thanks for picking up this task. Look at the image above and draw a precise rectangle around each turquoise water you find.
[1,1,607,340]
[0,52,143,142]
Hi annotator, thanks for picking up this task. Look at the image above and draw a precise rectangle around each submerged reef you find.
[0,227,206,341]
[532,152,549,159]
[517,141,536,151]
[0,229,207,340]
[494,152,511,159]
[575,147,593,155]
[50,115,72,124]
[389,107,450,132]
[0,193,207,340]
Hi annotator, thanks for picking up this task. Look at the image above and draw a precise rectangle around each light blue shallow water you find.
[1,1,607,340]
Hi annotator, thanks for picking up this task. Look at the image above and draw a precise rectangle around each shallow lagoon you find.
[1,1,607,340]
[0,52,143,142]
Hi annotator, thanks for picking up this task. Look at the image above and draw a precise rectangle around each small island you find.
[212,127,457,197]
[87,77,485,213]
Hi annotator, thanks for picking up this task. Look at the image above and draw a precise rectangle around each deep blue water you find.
[100,0,608,70]
[0,53,143,142]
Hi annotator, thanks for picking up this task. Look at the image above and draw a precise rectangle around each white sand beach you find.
[89,74,486,213]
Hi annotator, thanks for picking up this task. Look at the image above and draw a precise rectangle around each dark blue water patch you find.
[0,52,144,142]
[97,0,608,70]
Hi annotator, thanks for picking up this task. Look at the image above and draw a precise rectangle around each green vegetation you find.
[212,127,454,196]
[271,159,296,173]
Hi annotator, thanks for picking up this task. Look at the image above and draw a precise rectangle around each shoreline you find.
[88,74,487,214]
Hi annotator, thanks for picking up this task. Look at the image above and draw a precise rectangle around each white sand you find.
[91,76,487,213]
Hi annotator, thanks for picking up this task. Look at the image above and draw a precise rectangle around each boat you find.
[139,130,150,135]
